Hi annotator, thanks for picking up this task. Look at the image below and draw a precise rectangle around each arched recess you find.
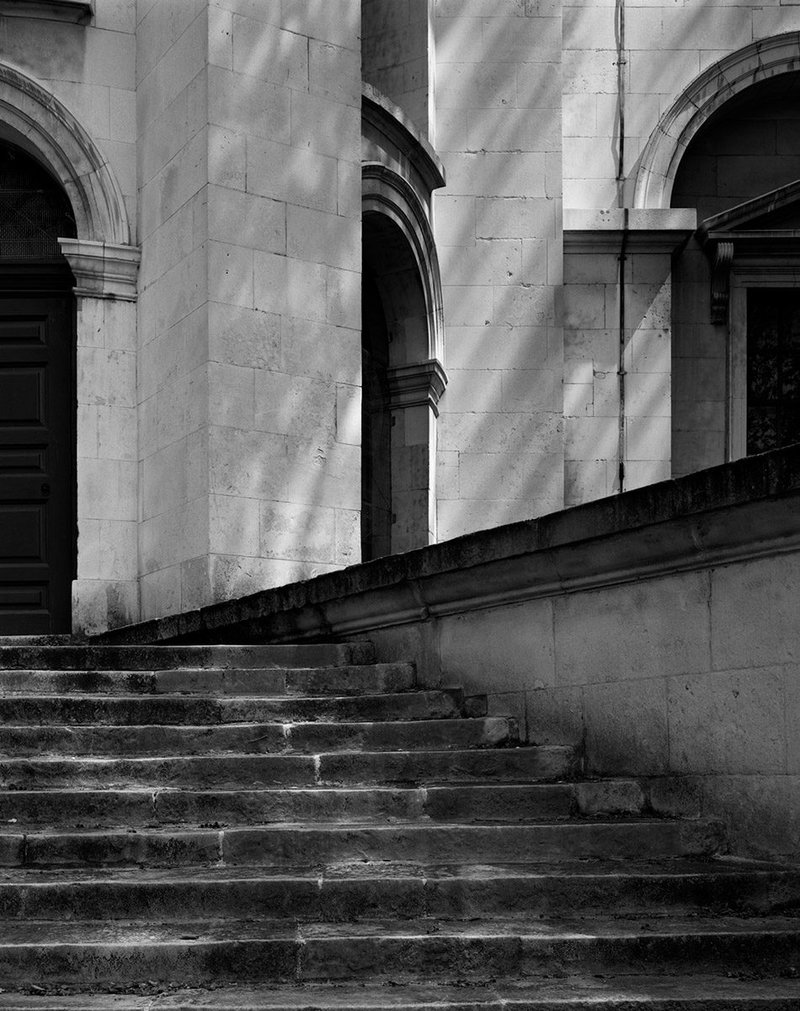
[361,87,447,560]
[0,62,139,633]
[633,32,800,209]
[362,168,447,559]
[663,58,800,478]
[0,62,129,246]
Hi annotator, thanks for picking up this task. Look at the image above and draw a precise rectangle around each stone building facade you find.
[0,0,799,636]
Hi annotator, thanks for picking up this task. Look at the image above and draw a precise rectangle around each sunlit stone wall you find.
[137,0,362,621]
[560,0,800,506]
[563,1,791,211]
[362,0,432,136]
[432,0,564,539]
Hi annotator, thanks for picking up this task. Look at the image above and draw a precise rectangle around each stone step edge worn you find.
[0,642,376,670]
[0,975,800,1009]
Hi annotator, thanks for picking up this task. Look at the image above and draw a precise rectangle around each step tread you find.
[1,977,800,1009]
[0,856,794,885]
[0,716,507,733]
[0,689,449,703]
[0,644,374,671]
[0,780,580,795]
[0,663,415,695]
[0,915,798,944]
[2,816,691,834]
[0,745,566,762]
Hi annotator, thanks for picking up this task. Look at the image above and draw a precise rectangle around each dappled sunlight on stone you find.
[433,6,563,541]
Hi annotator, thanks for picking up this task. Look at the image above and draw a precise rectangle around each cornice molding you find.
[564,208,696,254]
[387,359,448,416]
[58,238,140,301]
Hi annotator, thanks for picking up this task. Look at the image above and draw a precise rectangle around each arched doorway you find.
[361,208,446,561]
[360,90,447,563]
[668,70,800,474]
[0,141,77,633]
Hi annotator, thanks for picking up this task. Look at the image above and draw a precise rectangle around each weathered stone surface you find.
[0,637,796,1006]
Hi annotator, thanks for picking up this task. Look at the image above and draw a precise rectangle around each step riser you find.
[0,783,592,827]
[0,644,375,670]
[0,822,719,869]
[0,717,514,757]
[0,690,464,725]
[0,748,575,790]
[0,931,796,986]
[3,873,798,922]
[303,932,800,981]
[0,664,414,697]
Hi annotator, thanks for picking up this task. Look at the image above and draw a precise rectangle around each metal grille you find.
[0,146,75,261]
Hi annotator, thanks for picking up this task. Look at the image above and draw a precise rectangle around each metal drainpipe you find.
[615,0,628,493]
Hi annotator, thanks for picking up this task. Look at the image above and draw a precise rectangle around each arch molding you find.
[634,33,800,209]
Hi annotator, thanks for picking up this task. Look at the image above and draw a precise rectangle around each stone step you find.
[0,689,468,726]
[0,819,722,868]
[0,663,415,697]
[0,861,796,922]
[316,745,578,784]
[0,917,796,987]
[0,716,515,757]
[0,643,374,671]
[0,977,799,1010]
[0,779,629,828]
[0,745,575,790]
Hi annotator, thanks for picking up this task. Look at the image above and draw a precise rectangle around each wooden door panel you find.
[0,504,45,558]
[0,366,46,423]
[0,293,73,633]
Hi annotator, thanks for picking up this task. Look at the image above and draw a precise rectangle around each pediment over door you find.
[698,179,800,322]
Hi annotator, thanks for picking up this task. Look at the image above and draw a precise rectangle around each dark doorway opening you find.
[0,142,76,633]
[746,288,800,455]
[361,268,393,562]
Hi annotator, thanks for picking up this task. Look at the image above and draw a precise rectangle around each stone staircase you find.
[0,638,797,1009]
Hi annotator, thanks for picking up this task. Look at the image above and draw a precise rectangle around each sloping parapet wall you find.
[100,447,800,861]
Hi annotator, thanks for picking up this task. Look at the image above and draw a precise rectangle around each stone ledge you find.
[96,445,800,645]
[564,208,697,254]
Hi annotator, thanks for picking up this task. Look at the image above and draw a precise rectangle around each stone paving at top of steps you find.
[0,745,578,790]
[0,663,417,697]
[0,688,472,726]
[0,644,376,671]
[0,916,798,986]
[2,978,800,1011]
[0,858,797,922]
[0,818,724,869]
[0,715,516,758]
[0,780,645,828]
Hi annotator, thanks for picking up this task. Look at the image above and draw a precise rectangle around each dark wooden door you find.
[0,281,74,633]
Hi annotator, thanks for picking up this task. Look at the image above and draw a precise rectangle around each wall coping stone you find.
[96,445,800,645]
